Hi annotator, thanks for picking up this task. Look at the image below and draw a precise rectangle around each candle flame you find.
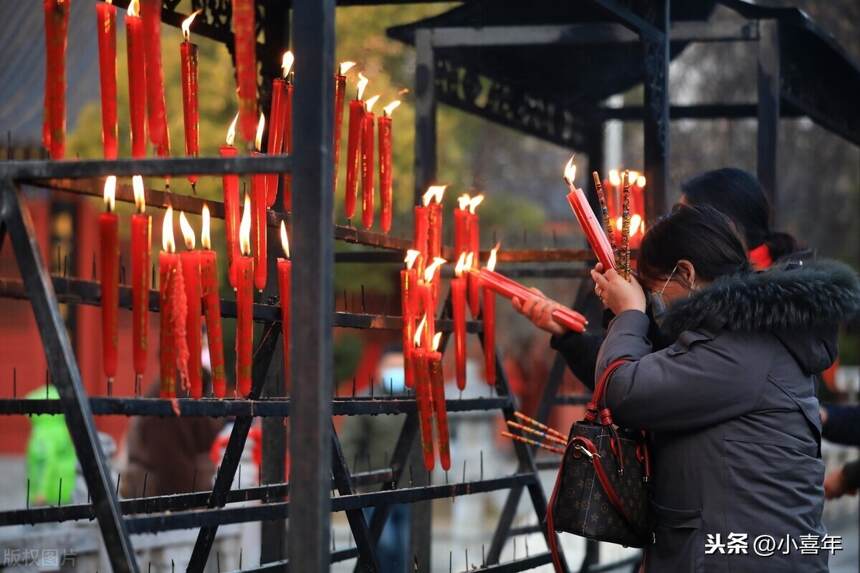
[255,113,266,151]
[103,176,116,213]
[225,113,238,146]
[468,194,484,214]
[132,175,145,213]
[281,51,295,78]
[631,214,642,235]
[383,100,401,117]
[636,175,646,188]
[127,0,139,17]
[404,249,420,269]
[465,252,474,269]
[107,0,112,4]
[280,220,290,259]
[239,194,252,256]
[201,204,211,250]
[457,194,471,210]
[181,10,201,41]
[454,252,467,277]
[179,211,196,250]
[413,315,427,347]
[487,243,500,272]
[563,155,576,186]
[432,332,442,352]
[608,169,621,186]
[162,205,175,253]
[365,94,380,113]
[339,61,356,75]
[356,72,369,100]
[423,257,445,283]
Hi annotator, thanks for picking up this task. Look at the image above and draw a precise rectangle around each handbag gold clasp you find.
[575,443,599,460]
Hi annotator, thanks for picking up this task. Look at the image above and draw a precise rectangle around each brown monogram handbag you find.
[546,359,652,572]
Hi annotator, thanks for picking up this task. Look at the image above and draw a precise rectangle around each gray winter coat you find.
[595,261,860,572]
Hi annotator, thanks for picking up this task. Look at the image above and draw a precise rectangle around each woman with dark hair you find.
[681,167,799,268]
[516,205,860,571]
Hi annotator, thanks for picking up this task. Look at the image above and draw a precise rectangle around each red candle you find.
[361,95,379,230]
[43,0,69,159]
[159,206,190,397]
[563,157,616,271]
[345,73,369,221]
[277,222,292,393]
[178,212,203,399]
[453,194,471,257]
[267,52,292,206]
[141,0,169,156]
[426,185,446,261]
[482,275,496,387]
[281,80,294,212]
[200,205,226,398]
[99,177,119,388]
[400,250,420,389]
[378,100,400,234]
[413,202,429,274]
[428,333,451,471]
[125,0,147,158]
[334,62,356,194]
[235,195,255,396]
[467,195,484,318]
[131,176,151,388]
[252,114,268,291]
[180,11,201,186]
[96,0,118,160]
[451,254,468,391]
[232,0,257,143]
[221,114,240,289]
[412,318,435,471]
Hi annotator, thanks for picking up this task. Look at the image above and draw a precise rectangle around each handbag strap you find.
[585,359,627,424]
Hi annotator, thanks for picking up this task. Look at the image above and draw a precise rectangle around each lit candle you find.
[142,0,170,157]
[334,61,356,194]
[158,206,189,397]
[345,73,369,222]
[235,194,255,396]
[232,0,257,143]
[277,222,291,393]
[361,94,380,230]
[378,100,400,234]
[267,52,292,206]
[178,211,203,399]
[426,185,447,262]
[220,114,240,289]
[563,156,616,271]
[400,249,420,389]
[451,253,468,391]
[412,316,436,471]
[251,114,268,291]
[483,245,499,385]
[96,0,118,160]
[180,10,201,186]
[125,0,146,158]
[280,52,295,211]
[43,0,69,159]
[467,194,484,318]
[419,257,445,349]
[428,332,451,470]
[454,194,471,258]
[200,205,226,397]
[99,176,119,390]
[413,186,435,275]
[131,175,151,389]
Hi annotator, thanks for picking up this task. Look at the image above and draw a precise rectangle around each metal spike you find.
[238,464,242,489]
[449,550,452,573]
[513,537,517,560]
[465,548,469,571]
[239,548,243,569]
[116,473,121,496]
[217,552,221,573]
[482,544,486,567]
[63,254,69,278]
[120,259,126,284]
[352,377,357,397]
[26,479,29,509]
[148,563,152,573]
[525,536,529,558]
[13,367,17,397]
[142,473,148,497]
[152,263,156,290]
[462,459,467,483]
[171,559,175,572]
[409,464,414,487]
[361,284,367,312]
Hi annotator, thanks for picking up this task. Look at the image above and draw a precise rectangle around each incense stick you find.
[506,420,568,446]
[620,170,631,279]
[501,431,566,455]
[513,411,567,440]
[592,171,619,264]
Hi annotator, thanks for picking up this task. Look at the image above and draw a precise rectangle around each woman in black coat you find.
[516,205,860,572]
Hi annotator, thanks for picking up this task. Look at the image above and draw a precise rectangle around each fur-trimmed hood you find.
[661,260,860,374]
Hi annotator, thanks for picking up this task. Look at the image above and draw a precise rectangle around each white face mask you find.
[648,263,679,325]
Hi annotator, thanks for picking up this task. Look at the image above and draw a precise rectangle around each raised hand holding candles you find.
[413,316,435,470]
[379,100,401,234]
[125,0,147,158]
[131,176,151,390]
[159,206,189,397]
[428,332,451,470]
[277,222,292,392]
[178,212,203,399]
[220,114,240,288]
[451,253,469,391]
[252,114,268,291]
[141,0,170,157]
[99,177,119,392]
[334,62,356,193]
[400,250,421,389]
[96,0,118,159]
[562,156,616,271]
[345,73,369,221]
[180,11,201,186]
[200,205,226,397]
[235,195,254,396]
[233,0,257,143]
[43,0,69,159]
[280,52,295,211]
[361,95,381,230]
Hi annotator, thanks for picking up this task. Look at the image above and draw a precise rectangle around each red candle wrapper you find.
[429,349,451,470]
[235,255,254,396]
[43,0,69,159]
[180,39,199,184]
[96,2,118,160]
[361,106,376,230]
[451,274,467,391]
[267,77,286,205]
[99,210,119,381]
[142,0,169,154]
[125,8,147,158]
[220,144,240,288]
[378,115,393,234]
[413,348,436,471]
[131,211,151,380]
[201,250,226,397]
[400,265,417,389]
[333,72,348,193]
[159,251,180,398]
[482,286,496,386]
[251,153,268,291]
[277,257,291,393]
[233,0,257,143]
[281,82,294,212]
[345,99,365,221]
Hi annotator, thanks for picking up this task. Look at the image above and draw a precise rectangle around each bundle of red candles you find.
[411,319,450,471]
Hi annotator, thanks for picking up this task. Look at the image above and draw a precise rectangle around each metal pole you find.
[642,0,670,220]
[289,0,335,571]
[757,19,780,220]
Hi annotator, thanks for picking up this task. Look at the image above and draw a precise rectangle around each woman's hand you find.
[590,263,647,315]
[511,287,569,336]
